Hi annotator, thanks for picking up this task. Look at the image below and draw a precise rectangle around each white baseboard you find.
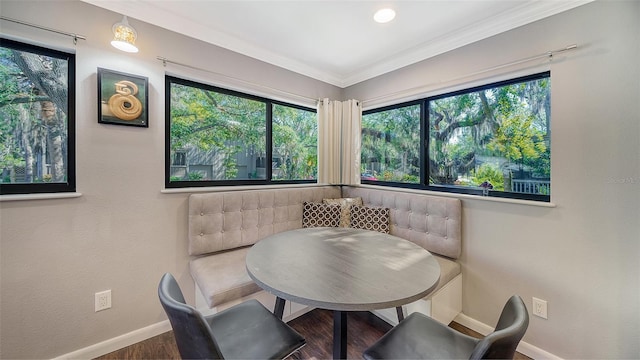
[453,312,494,334]
[52,320,171,360]
[54,292,311,360]
[454,313,563,360]
[53,307,561,360]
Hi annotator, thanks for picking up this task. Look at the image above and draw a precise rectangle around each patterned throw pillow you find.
[302,202,342,228]
[322,197,363,227]
[350,205,390,234]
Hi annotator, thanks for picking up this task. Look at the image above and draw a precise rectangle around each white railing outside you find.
[512,179,550,195]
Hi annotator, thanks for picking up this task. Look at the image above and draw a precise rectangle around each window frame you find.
[0,38,76,195]
[164,75,317,189]
[361,72,551,202]
[360,99,426,189]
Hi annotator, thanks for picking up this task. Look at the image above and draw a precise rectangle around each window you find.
[362,72,551,202]
[361,102,422,184]
[0,38,76,195]
[272,103,317,181]
[165,76,317,187]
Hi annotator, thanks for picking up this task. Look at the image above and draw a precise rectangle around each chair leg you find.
[289,350,303,360]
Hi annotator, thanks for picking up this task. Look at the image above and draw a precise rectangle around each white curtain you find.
[340,99,362,185]
[317,98,362,185]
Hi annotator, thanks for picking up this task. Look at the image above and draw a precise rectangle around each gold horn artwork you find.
[108,80,142,120]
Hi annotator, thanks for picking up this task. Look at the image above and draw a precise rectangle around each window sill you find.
[355,184,556,208]
[161,183,330,194]
[0,192,83,202]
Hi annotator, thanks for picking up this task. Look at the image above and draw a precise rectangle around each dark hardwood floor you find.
[95,309,531,359]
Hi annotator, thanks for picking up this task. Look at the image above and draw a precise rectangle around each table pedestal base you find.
[274,297,405,359]
[274,296,286,319]
[333,311,347,359]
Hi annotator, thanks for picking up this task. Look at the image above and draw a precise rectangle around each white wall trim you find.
[0,192,82,202]
[454,313,563,360]
[355,184,556,208]
[53,311,563,360]
[161,182,333,194]
[51,320,171,360]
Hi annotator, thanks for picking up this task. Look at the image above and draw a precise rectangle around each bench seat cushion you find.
[190,247,260,308]
[191,247,459,309]
[190,246,459,308]
[430,254,461,296]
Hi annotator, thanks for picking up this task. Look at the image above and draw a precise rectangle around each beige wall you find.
[347,1,640,358]
[0,1,340,358]
[1,0,639,359]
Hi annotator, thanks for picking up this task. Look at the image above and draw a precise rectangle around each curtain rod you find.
[362,44,578,106]
[157,56,320,104]
[0,16,87,44]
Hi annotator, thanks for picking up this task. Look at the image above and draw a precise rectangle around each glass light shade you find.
[111,16,138,53]
[374,8,396,23]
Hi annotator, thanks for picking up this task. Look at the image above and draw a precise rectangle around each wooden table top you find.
[246,227,441,311]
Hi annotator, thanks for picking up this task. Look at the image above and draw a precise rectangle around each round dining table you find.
[246,227,441,359]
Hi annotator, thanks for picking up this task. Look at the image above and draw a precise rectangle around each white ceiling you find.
[82,0,591,88]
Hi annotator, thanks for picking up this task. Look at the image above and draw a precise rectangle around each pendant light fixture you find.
[111,15,138,53]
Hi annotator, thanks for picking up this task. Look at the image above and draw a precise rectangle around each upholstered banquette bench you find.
[188,185,462,324]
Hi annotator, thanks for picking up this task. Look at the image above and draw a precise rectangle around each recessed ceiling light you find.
[374,8,396,24]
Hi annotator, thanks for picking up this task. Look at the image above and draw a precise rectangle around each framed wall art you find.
[98,68,148,127]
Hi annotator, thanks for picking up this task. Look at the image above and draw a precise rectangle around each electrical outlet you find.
[532,297,547,319]
[95,290,112,312]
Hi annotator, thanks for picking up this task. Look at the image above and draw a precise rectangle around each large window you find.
[272,103,317,181]
[362,72,551,202]
[361,102,422,184]
[165,76,317,187]
[0,38,76,195]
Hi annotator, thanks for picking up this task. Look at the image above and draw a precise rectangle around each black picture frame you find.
[98,68,148,127]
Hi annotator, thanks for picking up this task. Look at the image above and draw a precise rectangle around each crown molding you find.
[82,0,593,88]
[341,0,594,87]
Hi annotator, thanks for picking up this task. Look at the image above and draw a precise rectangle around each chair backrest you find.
[469,295,529,359]
[158,273,225,359]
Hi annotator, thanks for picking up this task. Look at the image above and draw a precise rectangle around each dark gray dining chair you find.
[363,295,529,359]
[158,273,306,359]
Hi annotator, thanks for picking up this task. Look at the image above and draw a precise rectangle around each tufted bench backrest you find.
[188,186,341,256]
[342,186,462,259]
